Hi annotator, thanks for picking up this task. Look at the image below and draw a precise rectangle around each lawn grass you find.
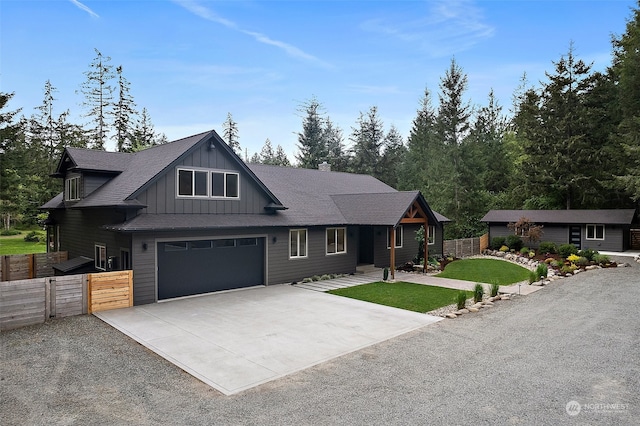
[328,281,472,313]
[0,232,47,255]
[436,258,529,285]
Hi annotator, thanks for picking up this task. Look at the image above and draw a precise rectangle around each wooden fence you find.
[0,270,132,331]
[0,252,68,281]
[443,233,489,258]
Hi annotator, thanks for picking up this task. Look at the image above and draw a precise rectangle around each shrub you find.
[490,236,506,250]
[536,263,548,280]
[505,235,524,252]
[311,275,321,281]
[558,243,578,258]
[383,267,389,281]
[576,256,589,266]
[528,270,538,284]
[561,264,578,274]
[302,277,313,283]
[320,274,332,280]
[520,247,530,255]
[499,245,509,252]
[456,291,467,310]
[529,250,536,258]
[1,228,21,236]
[473,283,484,303]
[593,254,610,265]
[551,260,563,268]
[23,231,40,242]
[567,254,580,263]
[490,283,500,297]
[538,241,558,255]
[577,248,598,262]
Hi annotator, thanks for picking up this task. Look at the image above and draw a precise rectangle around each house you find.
[481,209,639,252]
[42,130,449,305]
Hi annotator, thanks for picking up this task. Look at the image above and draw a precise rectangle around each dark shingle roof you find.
[481,209,636,225]
[62,148,132,173]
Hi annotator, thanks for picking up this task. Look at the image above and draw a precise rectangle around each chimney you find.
[318,161,331,172]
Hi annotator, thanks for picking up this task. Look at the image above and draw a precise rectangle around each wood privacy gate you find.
[0,270,133,331]
[631,229,640,250]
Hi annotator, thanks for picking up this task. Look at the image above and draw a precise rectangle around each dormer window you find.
[177,168,239,199]
[65,176,80,201]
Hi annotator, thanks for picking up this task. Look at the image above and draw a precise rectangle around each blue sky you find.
[1,0,636,159]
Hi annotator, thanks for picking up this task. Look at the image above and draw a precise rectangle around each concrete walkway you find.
[95,284,441,395]
[294,269,544,296]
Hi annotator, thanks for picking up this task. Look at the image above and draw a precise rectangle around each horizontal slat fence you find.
[88,271,133,314]
[443,233,489,258]
[0,252,68,281]
[1,270,132,331]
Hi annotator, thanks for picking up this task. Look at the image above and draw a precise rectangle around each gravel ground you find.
[1,258,638,425]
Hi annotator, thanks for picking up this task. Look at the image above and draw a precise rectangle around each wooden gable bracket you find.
[390,200,429,280]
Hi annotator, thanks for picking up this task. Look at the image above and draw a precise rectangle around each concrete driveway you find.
[95,284,442,395]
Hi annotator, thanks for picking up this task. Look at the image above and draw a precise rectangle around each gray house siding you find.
[135,142,271,215]
[371,225,420,268]
[83,174,111,197]
[489,223,626,251]
[52,208,132,270]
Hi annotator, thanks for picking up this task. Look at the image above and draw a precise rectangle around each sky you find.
[1,0,637,159]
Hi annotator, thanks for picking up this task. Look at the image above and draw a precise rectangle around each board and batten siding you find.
[371,224,419,268]
[51,208,132,268]
[83,174,112,197]
[581,225,625,251]
[135,142,272,215]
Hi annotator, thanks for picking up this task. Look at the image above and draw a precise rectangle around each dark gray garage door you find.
[158,237,265,300]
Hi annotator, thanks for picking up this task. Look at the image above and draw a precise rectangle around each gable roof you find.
[481,209,637,225]
[45,131,282,209]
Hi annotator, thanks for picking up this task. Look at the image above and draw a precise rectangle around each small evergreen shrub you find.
[558,243,578,258]
[383,267,389,281]
[529,250,536,258]
[1,228,21,236]
[551,260,563,268]
[505,235,524,252]
[23,231,40,242]
[567,254,580,263]
[311,275,321,281]
[561,264,578,274]
[499,245,509,252]
[473,283,484,303]
[577,248,598,262]
[593,254,610,264]
[576,257,589,266]
[538,241,558,255]
[490,237,506,250]
[320,274,332,280]
[520,247,530,255]
[456,291,467,310]
[490,283,500,297]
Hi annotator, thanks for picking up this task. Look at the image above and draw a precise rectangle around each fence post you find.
[1,255,8,281]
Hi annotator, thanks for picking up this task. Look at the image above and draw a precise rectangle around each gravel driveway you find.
[2,259,638,425]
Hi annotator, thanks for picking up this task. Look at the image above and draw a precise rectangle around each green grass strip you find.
[436,258,529,285]
[328,281,472,313]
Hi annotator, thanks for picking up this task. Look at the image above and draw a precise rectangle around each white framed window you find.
[65,176,80,201]
[290,229,308,259]
[211,171,239,198]
[176,168,239,199]
[428,225,436,245]
[586,224,605,240]
[387,226,403,249]
[326,227,346,255]
[95,244,106,271]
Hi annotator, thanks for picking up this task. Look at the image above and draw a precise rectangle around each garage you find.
[157,237,265,300]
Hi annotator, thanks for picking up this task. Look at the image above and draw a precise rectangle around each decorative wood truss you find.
[389,200,429,280]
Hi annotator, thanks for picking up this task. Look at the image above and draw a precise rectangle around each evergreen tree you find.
[222,112,241,155]
[79,48,114,150]
[378,125,406,188]
[259,138,276,164]
[112,65,137,152]
[274,144,292,167]
[324,117,350,172]
[349,106,385,177]
[296,96,328,168]
[611,2,640,201]
[129,107,165,152]
[0,93,25,229]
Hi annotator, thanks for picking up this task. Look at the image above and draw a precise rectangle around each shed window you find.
[586,224,605,240]
[387,226,403,249]
[290,229,308,258]
[326,227,346,255]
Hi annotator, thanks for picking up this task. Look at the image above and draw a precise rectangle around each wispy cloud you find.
[360,0,494,57]
[69,0,99,18]
[172,0,330,68]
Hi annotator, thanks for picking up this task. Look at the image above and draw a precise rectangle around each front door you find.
[358,226,374,264]
[569,226,581,249]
